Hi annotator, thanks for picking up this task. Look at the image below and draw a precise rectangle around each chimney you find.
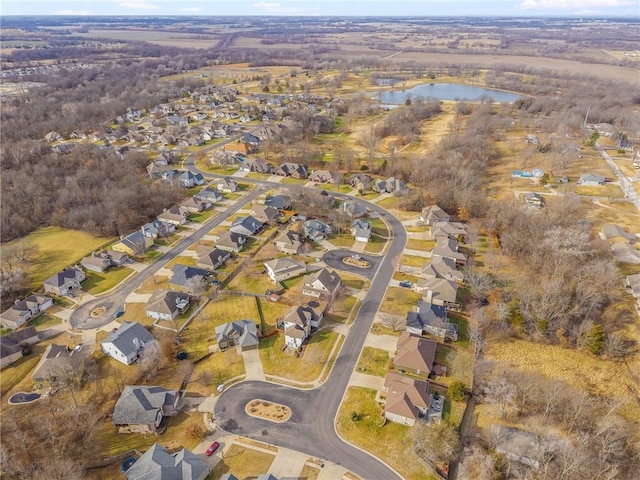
[425,290,433,303]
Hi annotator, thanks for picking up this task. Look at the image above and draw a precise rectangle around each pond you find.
[379,82,521,104]
[8,392,41,404]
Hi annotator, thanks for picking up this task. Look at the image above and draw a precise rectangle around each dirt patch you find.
[342,257,370,268]
[245,399,292,423]
[90,306,106,317]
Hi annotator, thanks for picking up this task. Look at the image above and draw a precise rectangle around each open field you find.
[336,387,437,480]
[4,226,113,288]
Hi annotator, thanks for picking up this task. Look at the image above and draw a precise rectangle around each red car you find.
[205,441,220,456]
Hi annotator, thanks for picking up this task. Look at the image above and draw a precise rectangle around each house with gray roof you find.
[217,177,239,193]
[265,257,306,283]
[141,220,175,239]
[0,294,53,330]
[1,327,39,369]
[309,169,341,184]
[158,206,190,226]
[125,443,209,480]
[302,268,342,300]
[216,231,247,253]
[43,267,86,296]
[195,186,223,203]
[180,171,206,188]
[282,305,323,349]
[350,219,372,243]
[196,247,231,271]
[169,265,213,290]
[420,205,450,226]
[417,277,459,309]
[340,200,367,218]
[252,204,281,224]
[230,215,263,236]
[578,173,605,186]
[112,230,154,257]
[303,219,332,242]
[215,320,259,351]
[102,322,156,366]
[180,196,212,213]
[406,301,457,340]
[32,343,87,389]
[274,229,303,254]
[113,385,180,434]
[432,237,467,267]
[146,290,190,321]
[373,177,409,195]
[264,194,292,210]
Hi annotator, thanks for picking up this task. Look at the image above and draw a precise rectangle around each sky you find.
[1,0,639,17]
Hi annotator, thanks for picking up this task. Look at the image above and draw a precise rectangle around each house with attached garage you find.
[303,219,333,242]
[264,258,306,283]
[216,231,247,253]
[577,173,605,186]
[309,169,341,184]
[230,215,263,236]
[215,320,260,352]
[420,205,450,226]
[32,343,87,389]
[195,186,223,203]
[113,385,180,434]
[180,196,212,213]
[124,443,209,480]
[406,300,458,341]
[274,162,308,179]
[349,173,374,192]
[169,265,213,290]
[43,267,86,296]
[384,372,432,426]
[111,231,154,257]
[340,200,367,218]
[251,204,281,224]
[417,277,459,310]
[421,256,465,284]
[146,290,190,321]
[240,158,273,174]
[196,247,231,271]
[264,194,292,210]
[101,322,156,366]
[274,229,304,254]
[0,294,53,330]
[350,219,372,243]
[393,331,437,377]
[431,237,468,267]
[81,249,129,273]
[158,206,191,226]
[141,220,175,239]
[217,177,239,193]
[302,268,342,301]
[179,171,205,188]
[372,177,409,195]
[0,327,40,369]
[282,306,314,349]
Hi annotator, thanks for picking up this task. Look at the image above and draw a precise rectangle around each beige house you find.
[384,372,431,426]
[264,258,306,283]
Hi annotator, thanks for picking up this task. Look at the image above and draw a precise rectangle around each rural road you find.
[69,185,266,330]
[186,160,407,480]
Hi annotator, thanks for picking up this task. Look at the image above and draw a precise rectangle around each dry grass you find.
[209,444,275,480]
[200,295,260,330]
[400,254,427,268]
[336,387,438,480]
[245,398,292,423]
[83,266,134,295]
[135,275,170,294]
[190,348,245,395]
[406,239,436,251]
[380,287,422,315]
[356,347,390,377]
[485,338,640,421]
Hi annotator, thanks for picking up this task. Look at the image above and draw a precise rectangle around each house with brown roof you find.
[0,294,53,330]
[180,196,212,213]
[302,268,342,300]
[384,372,431,426]
[158,206,190,226]
[32,343,87,389]
[309,169,341,184]
[393,332,437,377]
[420,205,451,226]
[274,230,304,254]
[252,204,281,224]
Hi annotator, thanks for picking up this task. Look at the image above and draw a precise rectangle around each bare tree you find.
[380,312,405,332]
[413,420,461,466]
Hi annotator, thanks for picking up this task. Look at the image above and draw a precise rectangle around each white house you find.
[101,322,156,365]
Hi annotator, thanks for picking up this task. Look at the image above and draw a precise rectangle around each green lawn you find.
[328,234,355,249]
[376,196,401,209]
[257,299,290,334]
[364,233,387,253]
[4,226,113,288]
[281,275,304,290]
[336,387,437,480]
[188,210,217,223]
[280,177,306,185]
[27,313,62,330]
[260,330,339,382]
[208,444,275,480]
[356,347,390,377]
[379,287,422,315]
[448,313,469,347]
[369,218,389,237]
[82,267,134,295]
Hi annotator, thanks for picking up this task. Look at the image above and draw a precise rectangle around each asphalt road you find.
[322,249,381,279]
[69,186,266,330]
[186,162,408,479]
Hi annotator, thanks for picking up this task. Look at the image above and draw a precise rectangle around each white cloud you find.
[519,0,635,10]
[54,9,91,15]
[179,7,203,13]
[118,1,159,10]
[252,2,281,9]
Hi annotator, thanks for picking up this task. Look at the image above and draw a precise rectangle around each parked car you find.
[114,310,124,318]
[399,280,412,288]
[351,254,362,260]
[205,441,220,456]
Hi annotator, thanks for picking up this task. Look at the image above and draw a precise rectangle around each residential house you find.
[211,150,240,167]
[180,196,212,213]
[252,204,281,224]
[146,290,190,321]
[349,173,374,192]
[141,220,175,239]
[216,231,247,253]
[303,219,333,242]
[421,256,464,283]
[225,142,254,156]
[147,162,176,180]
[0,294,53,330]
[241,158,273,174]
[302,268,342,300]
[625,274,640,310]
[196,248,231,271]
[373,177,409,195]
[309,169,341,184]
[124,443,209,480]
[158,206,190,226]
[169,265,213,291]
[32,343,86,389]
[168,115,188,126]
[274,162,308,179]
[406,301,458,340]
[384,371,431,426]
[420,205,450,226]
[102,322,156,366]
[431,237,467,267]
[217,177,239,193]
[282,306,314,348]
[417,277,459,309]
[81,253,113,273]
[393,331,437,376]
[180,171,205,188]
[112,231,154,257]
[264,194,292,210]
[195,186,223,203]
[265,258,306,283]
[274,230,304,254]
[43,267,86,296]
[113,385,180,434]
[578,173,605,186]
[0,327,39,369]
[230,215,263,236]
[350,219,372,243]
[215,320,259,351]
[340,200,367,218]
[524,192,545,207]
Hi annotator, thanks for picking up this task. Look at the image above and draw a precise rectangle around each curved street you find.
[185,158,407,480]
